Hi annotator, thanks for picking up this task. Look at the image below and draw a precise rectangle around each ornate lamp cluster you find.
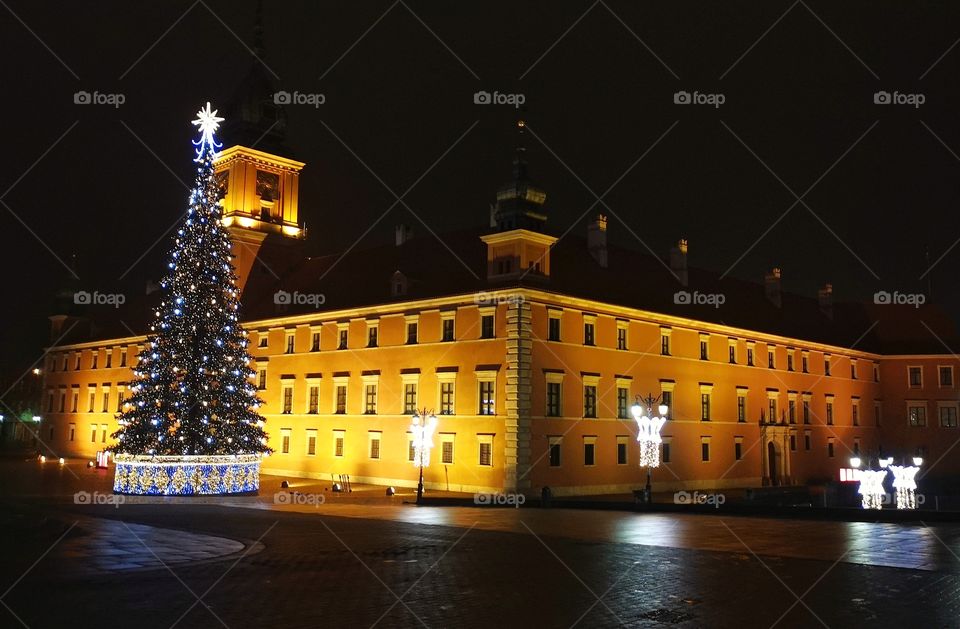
[851,455,923,510]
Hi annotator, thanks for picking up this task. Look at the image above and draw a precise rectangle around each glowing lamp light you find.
[857,469,887,510]
[632,402,667,468]
[849,457,861,469]
[39,455,46,463]
[409,413,438,468]
[913,456,924,467]
[32,415,41,423]
[58,458,65,465]
[890,465,921,510]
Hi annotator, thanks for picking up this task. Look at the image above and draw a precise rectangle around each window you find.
[280,428,291,454]
[747,345,754,366]
[481,314,495,339]
[617,322,628,350]
[850,360,857,379]
[737,393,747,423]
[105,352,112,368]
[91,353,98,369]
[660,330,671,356]
[257,367,267,390]
[548,437,561,467]
[909,366,922,387]
[546,381,562,417]
[90,424,98,443]
[442,317,455,342]
[102,391,109,413]
[803,399,811,424]
[478,435,493,466]
[787,352,794,372]
[768,398,777,423]
[700,393,711,421]
[824,356,832,376]
[617,387,629,419]
[71,390,78,413]
[768,347,775,369]
[74,353,81,370]
[307,384,319,414]
[852,402,859,426]
[802,353,809,373]
[940,366,954,387]
[940,405,958,428]
[583,385,598,418]
[874,402,882,427]
[583,322,595,346]
[700,336,709,360]
[804,432,811,450]
[120,349,127,367]
[548,315,561,341]
[908,404,927,427]
[617,436,628,465]
[333,430,344,457]
[47,392,54,412]
[404,383,417,414]
[58,390,66,413]
[827,439,835,458]
[306,429,317,456]
[825,399,834,425]
[441,434,454,464]
[285,332,295,354]
[367,325,378,348]
[701,440,710,462]
[662,441,671,463]
[335,385,347,414]
[338,328,348,350]
[282,384,293,414]
[788,399,796,424]
[440,381,455,415]
[874,363,880,382]
[369,432,381,459]
[728,340,737,364]
[69,424,75,442]
[364,384,377,414]
[660,389,672,419]
[583,437,596,466]
[734,438,743,460]
[311,330,321,352]
[406,321,418,344]
[101,424,107,443]
[408,438,416,462]
[790,434,797,451]
[258,333,268,348]
[88,389,95,413]
[479,380,495,415]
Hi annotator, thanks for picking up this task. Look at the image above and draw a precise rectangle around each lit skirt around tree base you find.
[112,454,262,495]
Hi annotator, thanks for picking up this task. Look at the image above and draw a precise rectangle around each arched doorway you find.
[767,441,779,486]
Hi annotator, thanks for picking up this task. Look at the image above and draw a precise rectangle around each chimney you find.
[764,267,782,307]
[818,283,833,319]
[395,224,414,246]
[587,214,608,268]
[670,239,688,286]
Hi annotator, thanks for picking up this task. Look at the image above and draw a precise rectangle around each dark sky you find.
[2,1,959,381]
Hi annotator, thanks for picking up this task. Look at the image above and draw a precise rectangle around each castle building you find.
[38,116,960,495]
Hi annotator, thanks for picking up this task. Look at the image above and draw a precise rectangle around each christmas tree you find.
[112,103,270,459]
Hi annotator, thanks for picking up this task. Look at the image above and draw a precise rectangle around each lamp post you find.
[890,457,922,510]
[409,409,438,505]
[631,394,668,506]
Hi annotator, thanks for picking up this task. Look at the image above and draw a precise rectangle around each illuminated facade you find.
[39,137,960,496]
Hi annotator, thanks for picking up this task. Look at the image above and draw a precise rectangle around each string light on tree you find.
[111,102,270,495]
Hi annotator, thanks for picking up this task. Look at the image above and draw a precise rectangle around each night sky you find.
[2,1,960,381]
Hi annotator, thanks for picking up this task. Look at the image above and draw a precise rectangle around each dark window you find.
[701,442,710,462]
[617,327,627,350]
[661,335,670,356]
[747,348,754,366]
[851,363,857,379]
[768,350,775,369]
[940,406,958,427]
[335,385,347,414]
[370,437,381,459]
[661,391,672,418]
[909,406,927,427]
[308,386,319,414]
[803,400,810,424]
[825,358,832,376]
[338,329,348,350]
[120,352,127,367]
[700,339,709,360]
[584,386,597,418]
[479,442,492,466]
[583,323,595,346]
[701,393,710,421]
[768,399,777,423]
[404,384,417,414]
[258,369,267,390]
[617,387,629,419]
[787,354,794,371]
[549,442,561,467]
[311,332,321,351]
[282,387,293,414]
[802,356,808,372]
[364,385,377,414]
[285,335,294,354]
[406,322,418,344]
[440,382,454,414]
[105,353,112,368]
[827,441,835,458]
[734,441,742,460]
[662,443,671,463]
[307,433,316,455]
[281,433,290,454]
[737,396,746,422]
[617,442,627,465]
[852,404,859,426]
[442,441,454,464]
[546,382,561,417]
[548,317,561,342]
[481,315,495,339]
[804,434,811,450]
[584,443,595,466]
[826,402,834,425]
[368,327,378,348]
[728,345,736,364]
[790,435,796,451]
[788,400,796,424]
[442,319,455,342]
[940,367,953,387]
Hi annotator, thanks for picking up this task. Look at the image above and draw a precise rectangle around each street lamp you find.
[890,458,922,510]
[409,409,438,505]
[631,394,667,506]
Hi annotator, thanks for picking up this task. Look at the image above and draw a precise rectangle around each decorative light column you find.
[851,457,886,510]
[631,394,668,506]
[890,457,922,510]
[410,409,438,505]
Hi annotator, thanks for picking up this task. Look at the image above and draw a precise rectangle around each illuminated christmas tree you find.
[112,103,270,462]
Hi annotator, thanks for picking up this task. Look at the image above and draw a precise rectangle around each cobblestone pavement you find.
[2,459,960,627]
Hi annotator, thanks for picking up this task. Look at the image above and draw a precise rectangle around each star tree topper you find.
[192,101,224,156]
